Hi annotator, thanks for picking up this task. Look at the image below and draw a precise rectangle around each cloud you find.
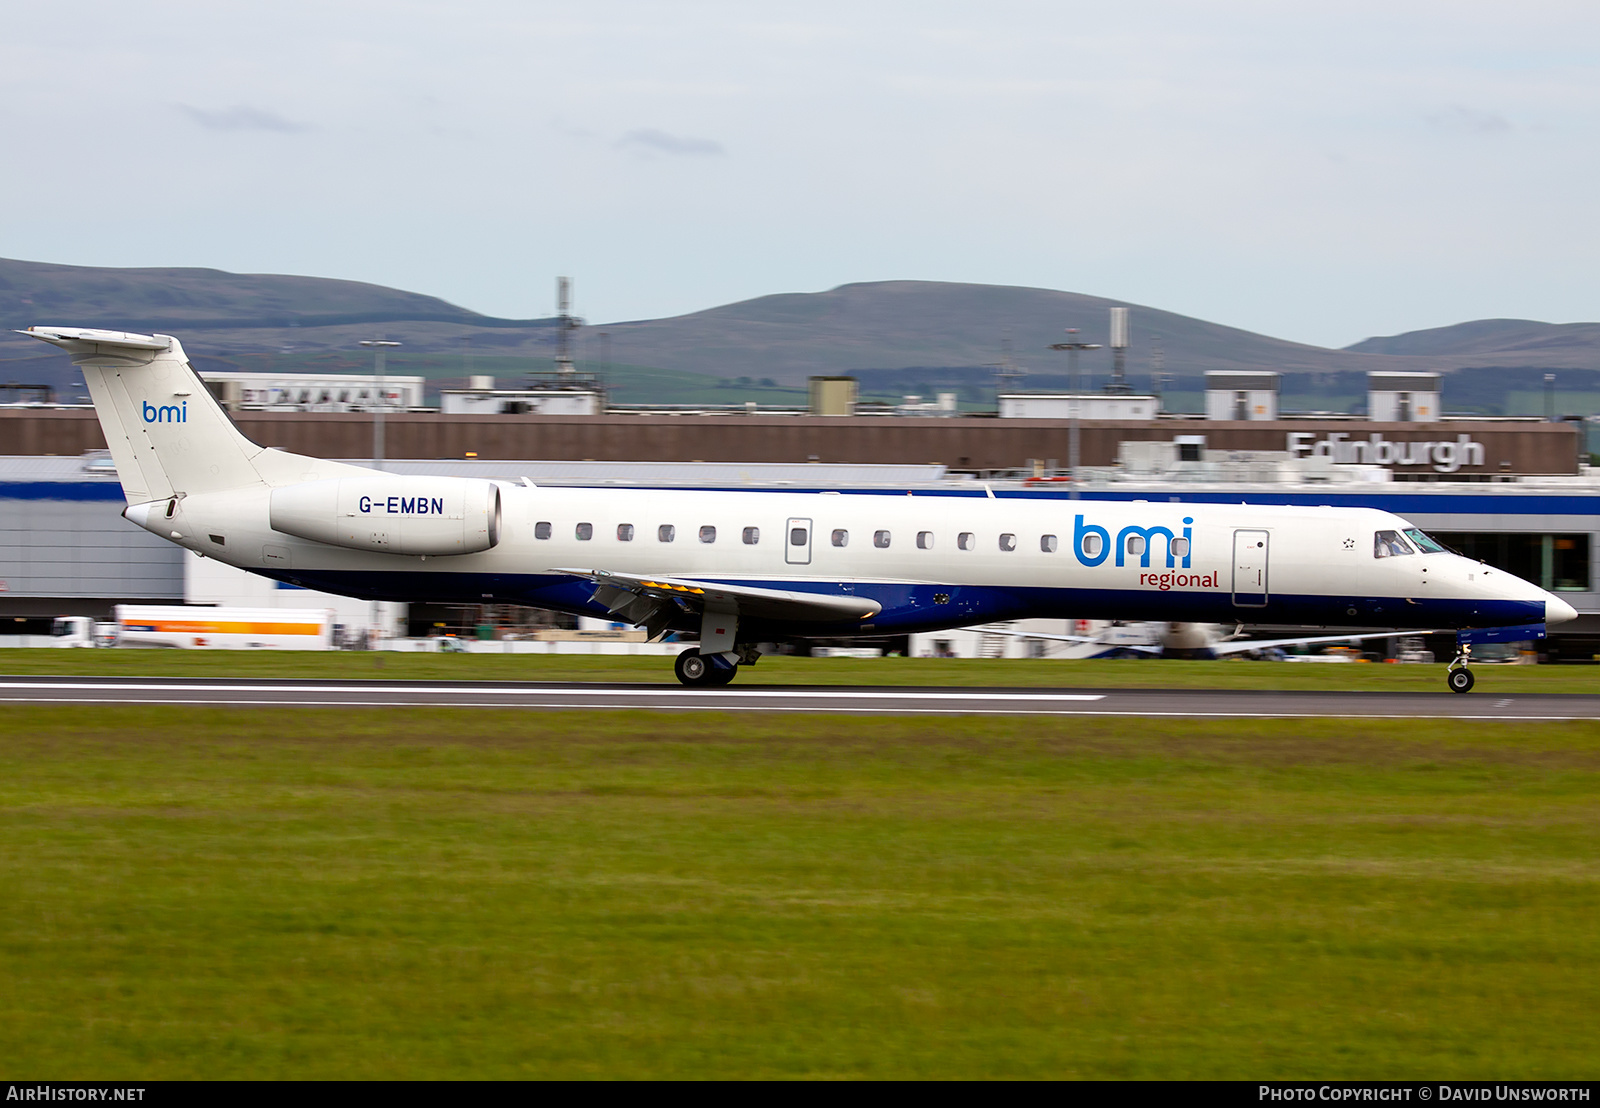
[1427,105,1513,135]
[616,128,726,156]
[551,118,598,141]
[176,104,310,133]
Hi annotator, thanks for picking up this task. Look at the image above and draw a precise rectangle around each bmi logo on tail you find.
[142,401,187,423]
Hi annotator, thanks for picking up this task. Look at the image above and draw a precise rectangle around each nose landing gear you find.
[1447,643,1474,693]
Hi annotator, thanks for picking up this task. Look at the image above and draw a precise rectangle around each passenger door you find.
[1232,529,1269,607]
[785,517,813,565]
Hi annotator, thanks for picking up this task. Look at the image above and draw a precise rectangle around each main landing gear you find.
[674,648,738,687]
[1447,643,1475,694]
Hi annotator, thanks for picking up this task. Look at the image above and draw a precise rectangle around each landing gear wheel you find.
[1447,667,1475,694]
[674,649,739,687]
[675,649,711,686]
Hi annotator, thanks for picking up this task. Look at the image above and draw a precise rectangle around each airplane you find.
[22,326,1577,693]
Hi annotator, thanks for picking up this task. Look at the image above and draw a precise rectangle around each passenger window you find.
[742,527,760,545]
[1374,530,1413,558]
[790,527,808,546]
[658,524,675,543]
[832,529,849,547]
[1126,534,1145,556]
[958,532,975,551]
[576,523,593,541]
[699,525,717,544]
[1171,537,1189,558]
[999,533,1016,552]
[617,523,634,542]
[1081,532,1103,559]
[874,530,891,549]
[535,521,552,540]
[917,531,934,550]
[1041,534,1058,553]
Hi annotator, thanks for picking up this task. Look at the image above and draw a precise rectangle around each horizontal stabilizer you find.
[21,327,173,356]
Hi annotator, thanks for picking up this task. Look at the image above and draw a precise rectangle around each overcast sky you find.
[3,0,1596,347]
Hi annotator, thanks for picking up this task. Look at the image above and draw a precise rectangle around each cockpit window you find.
[1374,530,1414,558]
[1403,527,1447,554]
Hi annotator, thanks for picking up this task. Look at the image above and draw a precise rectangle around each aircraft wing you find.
[1206,629,1439,656]
[558,568,881,639]
[972,625,1100,644]
[970,625,1164,655]
[974,623,1434,658]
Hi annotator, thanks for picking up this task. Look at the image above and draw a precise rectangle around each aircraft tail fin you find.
[22,327,268,503]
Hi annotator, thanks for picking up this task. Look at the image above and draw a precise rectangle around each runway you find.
[2,675,1598,719]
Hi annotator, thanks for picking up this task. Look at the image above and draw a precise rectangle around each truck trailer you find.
[53,606,336,650]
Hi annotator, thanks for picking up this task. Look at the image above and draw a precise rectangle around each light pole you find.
[359,339,401,653]
[360,339,401,471]
[1048,329,1102,499]
[1544,373,1556,422]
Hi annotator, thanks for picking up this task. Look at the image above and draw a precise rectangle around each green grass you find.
[2,707,1598,1078]
[3,648,1597,693]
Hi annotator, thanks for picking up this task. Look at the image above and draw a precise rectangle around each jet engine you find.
[269,476,502,556]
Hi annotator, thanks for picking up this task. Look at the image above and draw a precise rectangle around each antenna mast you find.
[1108,306,1130,393]
[525,275,606,405]
[991,336,1026,400]
[555,276,577,378]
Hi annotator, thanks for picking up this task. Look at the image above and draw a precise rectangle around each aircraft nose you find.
[1546,595,1578,625]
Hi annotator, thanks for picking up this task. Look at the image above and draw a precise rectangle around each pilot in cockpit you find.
[1373,530,1412,558]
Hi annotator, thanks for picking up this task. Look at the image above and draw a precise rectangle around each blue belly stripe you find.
[258,567,1546,636]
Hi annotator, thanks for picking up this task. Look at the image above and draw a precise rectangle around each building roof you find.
[350,459,954,486]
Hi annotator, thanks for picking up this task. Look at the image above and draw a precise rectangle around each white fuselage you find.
[152,477,1569,639]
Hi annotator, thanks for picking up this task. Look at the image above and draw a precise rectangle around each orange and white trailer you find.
[110,605,335,650]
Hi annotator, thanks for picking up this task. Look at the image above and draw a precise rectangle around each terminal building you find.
[3,364,1596,656]
[2,445,1596,657]
[199,371,427,413]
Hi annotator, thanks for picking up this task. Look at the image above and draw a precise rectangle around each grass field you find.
[2,706,1598,1078]
[2,647,1597,694]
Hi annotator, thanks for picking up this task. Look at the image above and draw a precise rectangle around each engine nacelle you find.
[269,476,502,556]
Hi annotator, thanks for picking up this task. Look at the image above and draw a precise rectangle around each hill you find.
[1346,318,1600,362]
[0,256,552,331]
[599,280,1381,383]
[2,257,1596,411]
